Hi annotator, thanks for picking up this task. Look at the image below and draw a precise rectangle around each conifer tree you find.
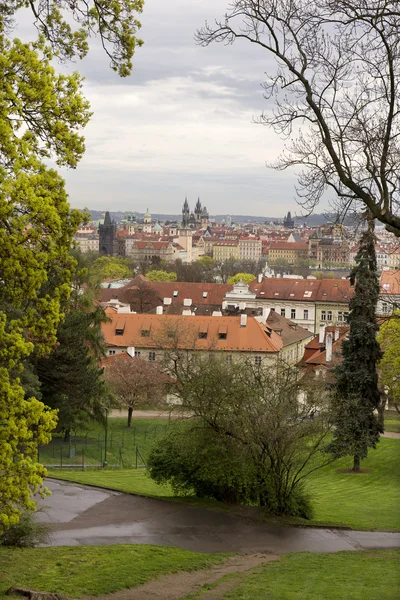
[329,222,382,471]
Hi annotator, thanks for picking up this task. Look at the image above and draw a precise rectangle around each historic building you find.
[99,211,118,256]
[182,197,209,229]
[283,211,295,229]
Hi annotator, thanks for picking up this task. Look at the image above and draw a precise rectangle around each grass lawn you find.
[48,437,400,531]
[39,418,171,468]
[222,550,400,600]
[0,545,227,599]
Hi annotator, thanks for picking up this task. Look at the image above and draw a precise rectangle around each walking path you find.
[40,480,400,554]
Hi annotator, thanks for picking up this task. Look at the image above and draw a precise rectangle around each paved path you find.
[38,480,400,554]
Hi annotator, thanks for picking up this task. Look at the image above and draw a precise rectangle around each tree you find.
[157,357,332,517]
[197,2,400,235]
[146,270,177,282]
[120,280,161,313]
[0,0,143,527]
[228,273,256,285]
[103,355,167,427]
[37,308,109,440]
[329,224,382,471]
[378,311,400,414]
[89,256,132,286]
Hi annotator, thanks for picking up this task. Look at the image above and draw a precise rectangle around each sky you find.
[16,0,311,218]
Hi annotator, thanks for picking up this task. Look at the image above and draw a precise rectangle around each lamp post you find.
[103,406,109,467]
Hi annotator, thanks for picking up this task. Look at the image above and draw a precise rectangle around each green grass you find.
[39,418,171,468]
[384,411,400,433]
[222,550,400,600]
[304,437,400,530]
[49,438,400,531]
[0,545,227,599]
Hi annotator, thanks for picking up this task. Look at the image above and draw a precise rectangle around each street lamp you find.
[103,406,109,467]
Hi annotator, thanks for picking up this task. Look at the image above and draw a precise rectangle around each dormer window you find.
[115,328,124,336]
[173,290,178,297]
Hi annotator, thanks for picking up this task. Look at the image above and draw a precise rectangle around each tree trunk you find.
[378,396,386,429]
[352,455,361,472]
[63,428,71,443]
[127,406,133,428]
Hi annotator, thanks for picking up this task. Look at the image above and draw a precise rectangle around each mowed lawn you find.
[0,546,227,599]
[222,551,400,600]
[48,437,400,531]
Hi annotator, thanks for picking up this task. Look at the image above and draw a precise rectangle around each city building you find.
[99,211,118,256]
[378,269,400,315]
[212,241,240,261]
[283,211,295,229]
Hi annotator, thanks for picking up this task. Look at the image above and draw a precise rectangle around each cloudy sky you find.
[18,0,313,218]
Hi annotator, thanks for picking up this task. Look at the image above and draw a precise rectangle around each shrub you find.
[0,509,52,547]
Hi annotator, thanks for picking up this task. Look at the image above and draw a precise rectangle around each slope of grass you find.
[0,545,227,599]
[223,550,400,600]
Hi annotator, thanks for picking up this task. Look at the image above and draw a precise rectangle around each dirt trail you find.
[83,554,278,600]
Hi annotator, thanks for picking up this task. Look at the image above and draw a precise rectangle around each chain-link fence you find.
[38,423,169,469]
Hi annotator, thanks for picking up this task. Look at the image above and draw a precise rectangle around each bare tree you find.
[120,280,161,313]
[197,1,400,235]
[103,354,167,427]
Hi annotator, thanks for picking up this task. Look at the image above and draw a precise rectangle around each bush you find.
[0,509,52,547]
[148,422,258,504]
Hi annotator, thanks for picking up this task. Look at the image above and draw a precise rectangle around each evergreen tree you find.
[329,223,382,471]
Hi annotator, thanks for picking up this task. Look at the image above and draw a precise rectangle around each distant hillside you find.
[83,209,358,227]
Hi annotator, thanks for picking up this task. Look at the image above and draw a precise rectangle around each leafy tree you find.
[146,270,177,282]
[37,308,109,441]
[89,256,132,286]
[158,357,332,517]
[329,225,382,471]
[0,0,143,527]
[378,311,400,414]
[228,273,256,285]
[197,1,400,235]
[103,355,167,427]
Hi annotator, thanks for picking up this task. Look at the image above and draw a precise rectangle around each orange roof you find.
[249,277,353,303]
[380,270,400,295]
[268,241,309,250]
[102,310,283,354]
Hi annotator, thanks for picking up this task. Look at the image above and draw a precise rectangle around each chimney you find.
[156,306,163,315]
[334,329,340,341]
[258,273,262,283]
[326,332,333,363]
[262,307,270,322]
[240,314,247,327]
[319,325,325,344]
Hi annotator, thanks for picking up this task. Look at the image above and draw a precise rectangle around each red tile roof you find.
[380,270,400,295]
[102,310,283,354]
[249,277,353,303]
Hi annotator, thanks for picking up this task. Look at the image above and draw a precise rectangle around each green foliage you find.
[148,422,258,503]
[146,270,178,282]
[227,273,257,285]
[329,226,382,469]
[0,509,51,548]
[37,308,109,436]
[89,256,132,285]
[156,358,331,517]
[3,1,144,77]
[378,311,400,410]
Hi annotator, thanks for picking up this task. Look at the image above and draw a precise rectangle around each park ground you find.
[2,413,398,599]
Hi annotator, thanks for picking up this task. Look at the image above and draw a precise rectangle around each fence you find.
[38,423,169,470]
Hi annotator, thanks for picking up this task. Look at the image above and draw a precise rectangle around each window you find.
[218,332,227,340]
[226,354,232,364]
[281,308,286,317]
[270,307,275,312]
[198,331,207,339]
[321,311,326,321]
[148,351,156,361]
[327,310,332,321]
[382,303,389,314]
[304,309,309,320]
[115,328,124,336]
[109,350,116,355]
[344,312,349,321]
[338,312,343,322]
[134,351,141,357]
[255,356,262,366]
[291,309,296,319]
[141,329,150,337]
